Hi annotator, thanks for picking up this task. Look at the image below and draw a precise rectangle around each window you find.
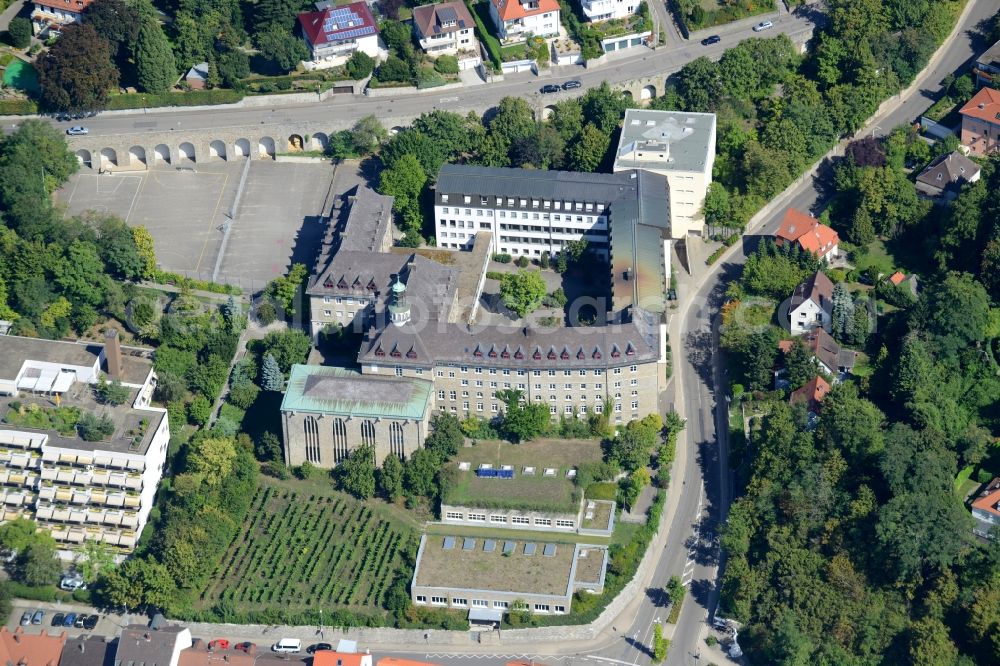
[445,511,463,520]
[472,599,488,608]
[461,379,469,386]
[452,598,468,607]
[595,403,603,413]
[475,367,483,374]
[548,370,556,376]
[491,403,499,412]
[324,310,332,316]
[533,370,541,376]
[416,595,427,603]
[614,368,622,375]
[493,600,509,609]
[564,406,573,414]
[476,402,484,411]
[463,401,469,410]
[564,370,572,376]
[555,605,566,613]
[630,379,638,386]
[323,296,331,304]
[632,401,639,410]
[395,366,403,376]
[615,403,622,412]
[461,366,468,373]
[431,596,447,605]
[449,391,457,400]
[490,515,507,524]
[630,365,638,372]
[511,516,530,525]
[534,604,550,612]
[468,513,486,522]
[534,518,552,526]
[556,519,575,528]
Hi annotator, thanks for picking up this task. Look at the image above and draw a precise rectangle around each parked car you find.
[539,84,560,94]
[73,614,86,628]
[306,643,333,654]
[752,20,773,31]
[63,613,77,627]
[209,639,231,650]
[82,615,99,630]
[234,642,254,653]
[65,126,88,136]
[20,611,32,626]
[32,610,45,625]
[55,113,72,122]
[701,35,721,45]
[51,613,65,627]
[60,573,85,590]
[272,639,301,654]
[562,80,582,90]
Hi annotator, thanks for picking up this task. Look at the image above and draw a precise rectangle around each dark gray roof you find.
[0,336,102,380]
[615,109,716,173]
[978,38,1000,68]
[307,251,459,323]
[61,636,116,666]
[436,164,644,204]
[789,271,834,314]
[359,317,658,368]
[609,170,670,314]
[338,186,394,253]
[915,151,980,194]
[115,625,189,666]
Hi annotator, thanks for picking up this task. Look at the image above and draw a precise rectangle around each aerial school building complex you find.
[281,109,715,469]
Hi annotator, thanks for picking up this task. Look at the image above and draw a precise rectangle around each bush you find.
[104,89,243,110]
[8,17,31,49]
[346,51,375,80]
[433,55,459,75]
[256,301,277,325]
[3,582,60,602]
[77,412,114,441]
[263,459,290,479]
[0,99,38,115]
[493,253,512,264]
[978,469,995,484]
[376,56,411,83]
[188,395,212,426]
[485,271,505,280]
[515,255,530,268]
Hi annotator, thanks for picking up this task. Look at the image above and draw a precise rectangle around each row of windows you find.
[499,223,605,234]
[438,367,636,376]
[444,511,576,528]
[321,296,368,305]
[439,401,637,414]
[415,596,565,613]
[441,194,602,213]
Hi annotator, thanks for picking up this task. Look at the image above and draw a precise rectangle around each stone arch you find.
[128,145,146,166]
[287,134,304,151]
[99,147,117,166]
[75,149,92,167]
[259,136,275,157]
[234,138,251,158]
[153,144,170,164]
[541,105,556,121]
[622,90,633,100]
[310,132,329,151]
[640,84,656,101]
[208,140,227,161]
[178,142,196,162]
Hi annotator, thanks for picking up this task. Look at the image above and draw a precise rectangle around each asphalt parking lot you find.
[56,160,349,289]
[6,601,123,639]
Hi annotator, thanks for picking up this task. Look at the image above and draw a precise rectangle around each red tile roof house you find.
[777,328,856,381]
[960,87,1000,157]
[787,271,834,336]
[31,0,94,37]
[413,2,480,62]
[0,627,66,666]
[972,477,1000,540]
[298,2,383,70]
[489,0,561,42]
[790,375,830,414]
[775,208,840,263]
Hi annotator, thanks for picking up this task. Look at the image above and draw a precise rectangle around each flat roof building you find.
[613,109,717,239]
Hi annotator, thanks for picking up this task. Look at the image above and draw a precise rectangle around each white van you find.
[272,639,301,654]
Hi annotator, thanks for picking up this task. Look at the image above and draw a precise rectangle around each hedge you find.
[0,99,38,116]
[4,582,65,602]
[468,0,502,69]
[149,270,242,295]
[105,89,244,110]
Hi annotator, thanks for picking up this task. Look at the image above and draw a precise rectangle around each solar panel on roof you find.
[463,538,476,551]
[543,543,556,557]
[442,536,455,550]
[484,539,496,552]
[503,541,515,554]
[523,543,536,556]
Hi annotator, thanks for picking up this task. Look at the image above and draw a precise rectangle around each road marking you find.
[440,96,459,103]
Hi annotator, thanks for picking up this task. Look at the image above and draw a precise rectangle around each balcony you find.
[581,0,616,20]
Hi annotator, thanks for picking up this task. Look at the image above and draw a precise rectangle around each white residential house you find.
[30,0,94,36]
[579,0,638,22]
[297,1,382,70]
[413,1,480,62]
[489,0,561,42]
[788,271,834,336]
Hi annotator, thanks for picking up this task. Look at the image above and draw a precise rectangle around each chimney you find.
[105,328,123,380]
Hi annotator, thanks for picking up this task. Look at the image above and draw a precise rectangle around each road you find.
[34,11,818,138]
[6,1,999,665]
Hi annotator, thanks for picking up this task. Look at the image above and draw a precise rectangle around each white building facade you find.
[489,0,561,41]
[579,0,638,21]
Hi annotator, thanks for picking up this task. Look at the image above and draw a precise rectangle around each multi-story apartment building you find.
[489,0,560,41]
[0,332,169,557]
[298,1,381,69]
[613,109,716,238]
[960,86,1000,156]
[30,0,94,36]
[579,0,638,22]
[974,38,1000,88]
[413,1,479,58]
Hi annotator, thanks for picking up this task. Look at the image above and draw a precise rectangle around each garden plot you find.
[201,480,417,613]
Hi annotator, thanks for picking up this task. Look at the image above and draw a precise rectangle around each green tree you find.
[254,22,308,72]
[375,55,410,82]
[54,240,107,307]
[260,353,283,391]
[14,536,61,586]
[7,17,32,49]
[423,412,463,459]
[101,556,176,610]
[567,123,610,173]
[783,340,815,390]
[0,518,39,555]
[339,443,376,499]
[258,329,310,374]
[36,24,119,111]
[496,389,550,442]
[345,50,375,79]
[77,412,114,441]
[75,538,116,583]
[134,18,176,94]
[908,616,959,666]
[188,435,237,486]
[379,153,427,238]
[264,263,308,316]
[378,454,404,502]
[95,376,130,405]
[187,394,212,425]
[403,447,440,498]
[919,272,990,362]
[216,50,250,88]
[831,282,854,340]
[499,270,547,317]
[350,115,387,154]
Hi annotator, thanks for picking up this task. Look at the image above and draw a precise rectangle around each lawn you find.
[442,438,602,513]
[679,0,774,31]
[200,476,418,614]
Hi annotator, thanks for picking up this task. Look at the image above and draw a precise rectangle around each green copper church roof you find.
[281,365,432,420]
